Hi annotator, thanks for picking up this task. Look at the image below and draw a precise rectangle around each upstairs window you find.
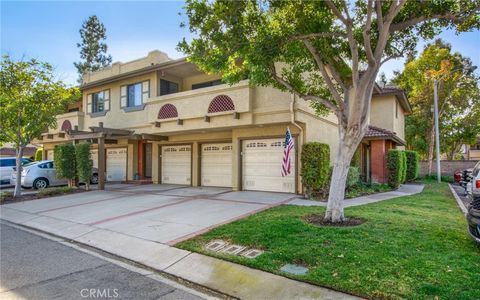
[92,91,105,113]
[87,90,110,115]
[121,81,149,110]
[127,83,142,107]
[192,79,222,90]
[160,79,179,95]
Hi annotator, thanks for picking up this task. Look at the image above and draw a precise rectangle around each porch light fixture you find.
[155,122,161,128]
[233,112,240,119]
[177,119,183,125]
[204,115,210,122]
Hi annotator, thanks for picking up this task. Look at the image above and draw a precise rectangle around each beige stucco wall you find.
[370,94,405,140]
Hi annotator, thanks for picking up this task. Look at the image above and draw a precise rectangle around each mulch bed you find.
[1,188,87,205]
[304,214,366,227]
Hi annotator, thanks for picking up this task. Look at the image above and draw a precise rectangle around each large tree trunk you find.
[14,147,24,197]
[324,124,364,222]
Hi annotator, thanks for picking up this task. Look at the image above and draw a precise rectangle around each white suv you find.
[0,157,32,185]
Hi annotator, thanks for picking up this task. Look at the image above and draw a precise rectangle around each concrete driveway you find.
[1,184,296,245]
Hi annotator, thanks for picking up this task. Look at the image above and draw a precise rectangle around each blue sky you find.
[2,1,479,85]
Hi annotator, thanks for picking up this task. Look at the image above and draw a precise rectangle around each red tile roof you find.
[0,147,37,157]
[364,125,406,146]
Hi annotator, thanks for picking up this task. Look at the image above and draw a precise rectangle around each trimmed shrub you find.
[399,151,407,184]
[387,149,406,188]
[34,148,43,161]
[301,142,330,199]
[347,166,360,188]
[75,143,93,190]
[37,186,76,198]
[405,150,419,182]
[54,143,76,187]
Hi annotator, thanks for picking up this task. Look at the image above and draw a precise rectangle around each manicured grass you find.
[177,182,480,299]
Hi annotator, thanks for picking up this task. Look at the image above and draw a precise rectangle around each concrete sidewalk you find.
[288,184,424,207]
[0,184,361,300]
[0,215,360,300]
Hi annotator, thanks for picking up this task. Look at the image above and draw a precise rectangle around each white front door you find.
[201,143,232,187]
[161,145,191,185]
[106,148,127,181]
[242,138,296,193]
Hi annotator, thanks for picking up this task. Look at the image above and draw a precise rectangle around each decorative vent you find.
[208,95,235,113]
[158,104,178,119]
[204,146,220,151]
[61,120,72,132]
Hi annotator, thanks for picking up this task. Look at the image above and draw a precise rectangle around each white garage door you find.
[242,138,295,193]
[201,143,232,187]
[162,145,191,185]
[106,148,127,181]
[47,150,54,161]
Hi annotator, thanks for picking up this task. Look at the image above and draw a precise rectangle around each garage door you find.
[47,150,54,161]
[242,138,295,193]
[201,143,232,187]
[161,145,191,185]
[106,148,127,181]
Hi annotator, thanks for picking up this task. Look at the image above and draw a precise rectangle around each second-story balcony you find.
[145,80,253,131]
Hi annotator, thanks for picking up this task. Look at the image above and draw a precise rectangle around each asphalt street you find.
[0,223,208,300]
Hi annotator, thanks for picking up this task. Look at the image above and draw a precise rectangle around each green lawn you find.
[177,182,480,299]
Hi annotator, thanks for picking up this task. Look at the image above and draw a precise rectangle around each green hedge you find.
[301,142,330,198]
[387,149,407,188]
[54,143,76,186]
[405,150,420,182]
[347,166,360,188]
[75,143,93,189]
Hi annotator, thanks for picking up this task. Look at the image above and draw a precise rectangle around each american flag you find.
[281,127,294,177]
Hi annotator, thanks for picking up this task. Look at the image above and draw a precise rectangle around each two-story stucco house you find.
[36,50,410,193]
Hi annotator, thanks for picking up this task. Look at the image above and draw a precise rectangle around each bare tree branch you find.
[363,0,376,66]
[389,7,480,33]
[270,65,339,113]
[375,0,384,30]
[289,32,347,41]
[303,39,346,113]
[325,0,348,25]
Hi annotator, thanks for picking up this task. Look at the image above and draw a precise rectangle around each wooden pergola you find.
[67,122,167,190]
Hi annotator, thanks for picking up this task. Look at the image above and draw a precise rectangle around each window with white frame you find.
[120,80,149,110]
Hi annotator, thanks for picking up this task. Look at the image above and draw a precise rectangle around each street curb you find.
[448,184,468,216]
[0,219,232,300]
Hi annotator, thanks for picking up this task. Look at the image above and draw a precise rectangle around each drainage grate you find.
[220,244,247,255]
[241,249,264,259]
[205,240,228,252]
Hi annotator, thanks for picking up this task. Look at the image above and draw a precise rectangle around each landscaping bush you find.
[399,151,407,184]
[34,148,43,161]
[387,149,406,188]
[37,186,76,197]
[0,191,13,203]
[301,142,330,199]
[54,143,76,187]
[75,143,93,190]
[404,150,419,182]
[346,166,360,188]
